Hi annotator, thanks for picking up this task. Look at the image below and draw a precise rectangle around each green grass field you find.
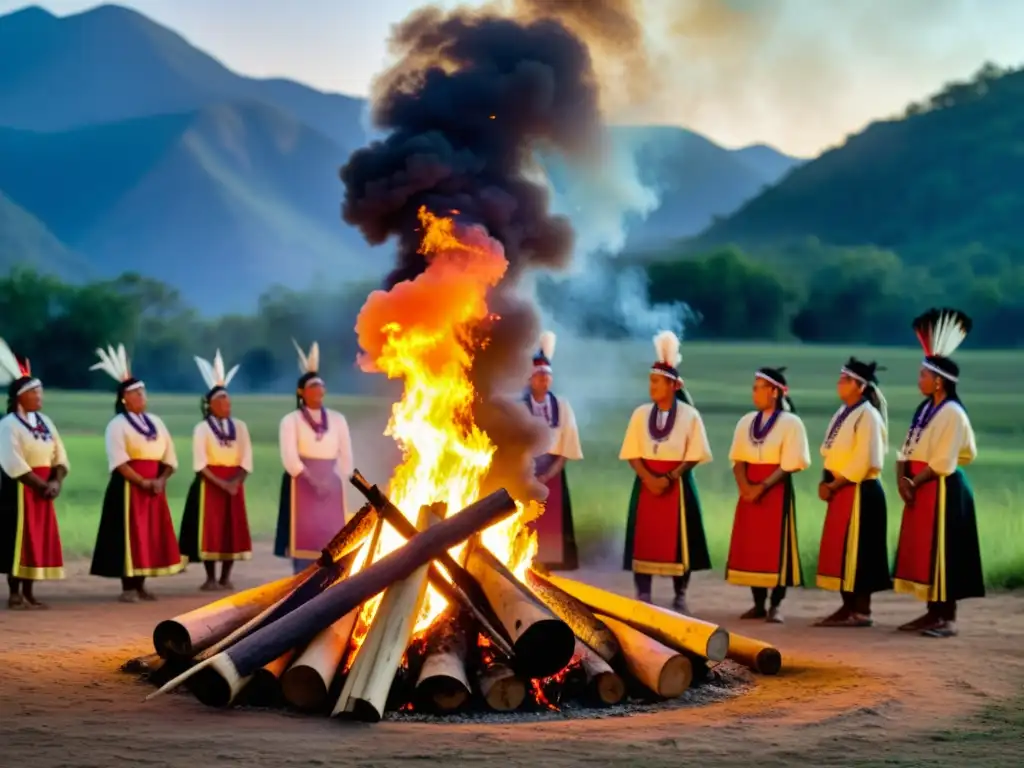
[33,340,1024,588]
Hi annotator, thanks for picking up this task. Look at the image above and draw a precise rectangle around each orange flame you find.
[347,206,539,652]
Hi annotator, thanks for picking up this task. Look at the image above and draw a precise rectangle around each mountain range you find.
[0,3,802,312]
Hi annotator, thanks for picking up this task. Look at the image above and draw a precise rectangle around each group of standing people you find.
[527,308,983,640]
[0,308,985,641]
[0,339,352,608]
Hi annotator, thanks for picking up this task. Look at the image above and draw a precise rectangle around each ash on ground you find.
[384,661,754,724]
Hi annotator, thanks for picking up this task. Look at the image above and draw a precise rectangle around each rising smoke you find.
[341,7,608,503]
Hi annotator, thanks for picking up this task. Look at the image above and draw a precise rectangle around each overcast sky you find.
[2,0,1022,157]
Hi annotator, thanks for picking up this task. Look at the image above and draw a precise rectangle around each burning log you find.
[350,470,515,659]
[727,633,782,675]
[597,615,692,699]
[465,546,575,680]
[538,572,729,662]
[333,503,439,722]
[153,574,299,660]
[241,650,295,708]
[415,610,471,713]
[148,486,516,705]
[523,569,619,662]
[574,640,626,706]
[478,659,526,712]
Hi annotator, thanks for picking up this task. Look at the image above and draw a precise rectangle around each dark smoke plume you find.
[341,7,604,502]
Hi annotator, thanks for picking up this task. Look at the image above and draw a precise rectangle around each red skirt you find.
[725,463,802,588]
[816,475,891,594]
[529,454,578,570]
[0,467,64,580]
[893,461,985,602]
[89,459,185,579]
[623,459,711,577]
[179,465,252,561]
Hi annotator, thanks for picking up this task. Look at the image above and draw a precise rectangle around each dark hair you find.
[757,366,796,414]
[5,377,32,414]
[922,356,963,408]
[675,385,695,407]
[296,371,320,409]
[200,386,227,417]
[844,356,886,412]
[115,378,142,414]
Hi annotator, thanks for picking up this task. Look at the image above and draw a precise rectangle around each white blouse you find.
[525,393,583,460]
[897,400,976,476]
[193,418,254,473]
[728,411,810,473]
[104,412,178,472]
[0,412,70,477]
[820,403,886,483]
[618,402,713,464]
[279,408,353,480]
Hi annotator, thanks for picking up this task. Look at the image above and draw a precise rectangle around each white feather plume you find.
[194,349,241,389]
[90,343,131,382]
[931,311,969,358]
[0,337,22,385]
[652,330,681,367]
[293,339,320,374]
[538,330,556,361]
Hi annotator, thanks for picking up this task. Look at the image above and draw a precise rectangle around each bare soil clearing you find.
[3,546,1023,768]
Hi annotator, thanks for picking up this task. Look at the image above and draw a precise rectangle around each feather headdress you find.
[90,343,143,391]
[913,308,972,382]
[293,339,320,375]
[194,350,239,394]
[0,337,39,395]
[532,330,556,374]
[651,330,681,375]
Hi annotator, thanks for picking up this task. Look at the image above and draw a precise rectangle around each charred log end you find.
[657,656,693,699]
[417,676,470,713]
[754,648,782,675]
[244,668,287,708]
[153,620,192,660]
[281,666,330,712]
[705,628,730,663]
[591,672,626,706]
[351,699,384,723]
[512,618,576,680]
[187,665,235,709]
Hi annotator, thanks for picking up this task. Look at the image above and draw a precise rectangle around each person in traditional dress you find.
[813,358,893,627]
[619,331,712,612]
[893,308,982,638]
[178,350,253,591]
[523,331,583,570]
[725,367,810,623]
[275,341,354,575]
[0,340,68,609]
[89,344,184,601]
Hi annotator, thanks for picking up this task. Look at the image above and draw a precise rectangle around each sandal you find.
[740,606,767,620]
[7,594,27,610]
[816,613,873,628]
[922,621,958,638]
[897,613,933,632]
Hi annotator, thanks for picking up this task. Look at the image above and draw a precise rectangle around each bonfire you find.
[127,210,781,721]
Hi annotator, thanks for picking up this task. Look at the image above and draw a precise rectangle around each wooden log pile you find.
[126,471,782,722]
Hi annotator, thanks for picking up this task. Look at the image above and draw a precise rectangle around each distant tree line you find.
[0,268,385,394]
[642,241,1024,347]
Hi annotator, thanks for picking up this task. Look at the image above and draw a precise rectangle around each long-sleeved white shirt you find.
[821,402,886,483]
[898,400,976,476]
[104,412,178,472]
[279,408,353,481]
[0,411,70,478]
[619,402,713,464]
[729,410,811,473]
[192,418,253,473]
[525,393,583,460]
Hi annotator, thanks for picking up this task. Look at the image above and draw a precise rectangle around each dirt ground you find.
[3,546,1024,768]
